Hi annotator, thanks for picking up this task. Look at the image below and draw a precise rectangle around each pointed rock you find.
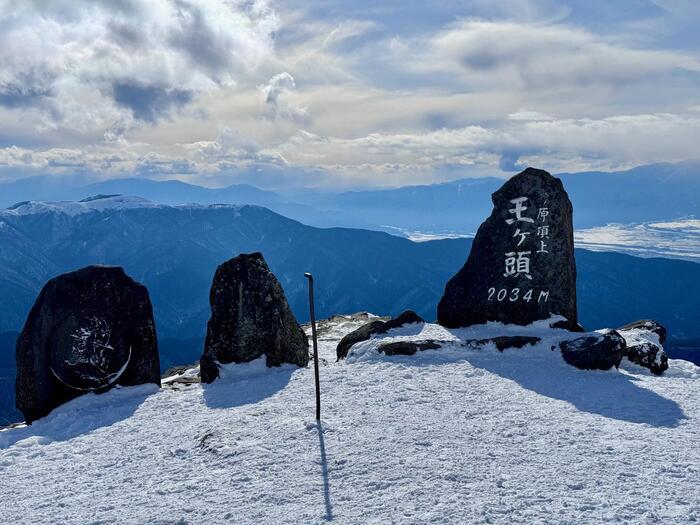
[200,252,308,383]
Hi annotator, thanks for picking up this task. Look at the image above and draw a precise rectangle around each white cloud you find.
[0,1,698,188]
[418,20,700,89]
[1,111,697,187]
[0,0,278,133]
[260,72,308,122]
[274,112,700,184]
[507,110,554,122]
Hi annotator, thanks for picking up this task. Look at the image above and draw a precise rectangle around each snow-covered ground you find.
[1,316,699,524]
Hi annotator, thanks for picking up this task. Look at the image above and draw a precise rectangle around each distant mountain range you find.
[1,161,698,235]
[1,195,698,340]
[1,196,699,424]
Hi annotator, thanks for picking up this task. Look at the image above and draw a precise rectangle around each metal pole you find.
[305,272,321,421]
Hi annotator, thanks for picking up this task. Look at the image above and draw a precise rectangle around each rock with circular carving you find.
[437,167,578,330]
[199,252,309,383]
[15,266,160,423]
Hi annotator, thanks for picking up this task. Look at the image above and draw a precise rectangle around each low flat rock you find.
[336,310,424,360]
[559,330,626,371]
[378,340,443,356]
[474,336,541,351]
[376,336,542,357]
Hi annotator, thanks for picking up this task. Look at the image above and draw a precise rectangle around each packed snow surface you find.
[1,316,699,524]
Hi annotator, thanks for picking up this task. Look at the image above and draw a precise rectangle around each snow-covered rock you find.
[1,315,699,524]
[618,321,669,375]
[336,310,424,360]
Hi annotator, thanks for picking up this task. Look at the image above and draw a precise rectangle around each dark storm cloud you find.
[498,151,526,173]
[168,0,236,80]
[112,82,193,123]
[0,70,54,109]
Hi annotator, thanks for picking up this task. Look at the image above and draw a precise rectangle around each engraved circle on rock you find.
[48,312,131,391]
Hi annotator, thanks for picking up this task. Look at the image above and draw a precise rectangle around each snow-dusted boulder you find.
[618,320,668,375]
[16,266,161,423]
[199,252,308,383]
[336,310,424,360]
[559,329,625,370]
[618,319,667,343]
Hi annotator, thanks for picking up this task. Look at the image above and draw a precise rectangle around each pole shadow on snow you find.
[0,384,156,449]
[316,422,334,521]
[201,366,296,409]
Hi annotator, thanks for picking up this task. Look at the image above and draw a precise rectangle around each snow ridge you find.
[1,195,246,217]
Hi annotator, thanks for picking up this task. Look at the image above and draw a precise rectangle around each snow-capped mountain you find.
[3,195,161,216]
[1,316,698,524]
[1,161,698,235]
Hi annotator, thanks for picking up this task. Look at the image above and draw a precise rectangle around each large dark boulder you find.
[559,330,625,370]
[16,266,160,423]
[336,310,424,360]
[438,167,577,330]
[200,252,308,383]
[618,320,668,375]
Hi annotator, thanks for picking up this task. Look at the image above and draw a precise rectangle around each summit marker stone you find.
[437,167,578,329]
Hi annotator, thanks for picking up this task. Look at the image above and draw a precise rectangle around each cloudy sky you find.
[0,0,698,189]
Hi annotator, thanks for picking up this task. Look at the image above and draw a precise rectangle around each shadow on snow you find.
[201,363,296,410]
[316,421,334,521]
[0,384,157,449]
[384,348,687,428]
